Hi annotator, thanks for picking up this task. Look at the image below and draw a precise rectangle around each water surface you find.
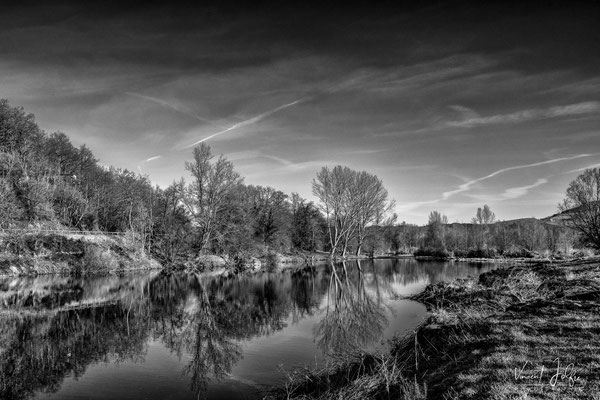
[0,259,496,399]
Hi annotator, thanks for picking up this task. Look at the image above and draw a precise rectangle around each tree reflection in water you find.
[314,261,388,357]
[0,261,492,399]
[0,270,327,399]
[183,284,242,394]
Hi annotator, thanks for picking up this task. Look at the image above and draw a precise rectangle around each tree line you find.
[0,99,390,263]
[1,98,598,263]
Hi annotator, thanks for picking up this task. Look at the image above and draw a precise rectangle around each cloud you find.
[144,155,162,162]
[125,92,217,126]
[394,199,442,213]
[449,105,480,120]
[448,101,600,128]
[468,178,548,202]
[442,154,595,200]
[568,162,600,173]
[503,178,548,199]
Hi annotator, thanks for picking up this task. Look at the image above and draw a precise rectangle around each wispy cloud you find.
[227,151,296,167]
[503,178,549,199]
[448,101,600,128]
[394,199,443,213]
[182,98,308,149]
[449,105,480,120]
[144,155,162,162]
[442,154,595,200]
[468,178,549,202]
[568,162,600,173]
[125,92,218,125]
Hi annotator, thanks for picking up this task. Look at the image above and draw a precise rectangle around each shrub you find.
[414,247,450,259]
[502,246,534,258]
[81,244,117,274]
[465,248,497,259]
[451,249,469,258]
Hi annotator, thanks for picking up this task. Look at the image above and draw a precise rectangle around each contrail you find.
[125,92,218,126]
[144,155,162,163]
[182,97,308,149]
[448,101,600,128]
[442,153,596,199]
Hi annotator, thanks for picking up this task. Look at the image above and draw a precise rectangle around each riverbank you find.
[0,231,160,276]
[269,257,600,399]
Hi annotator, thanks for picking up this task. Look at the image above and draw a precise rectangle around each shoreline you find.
[0,231,161,277]
[269,257,600,399]
[0,230,591,278]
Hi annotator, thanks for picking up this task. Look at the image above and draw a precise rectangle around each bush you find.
[502,246,534,258]
[465,248,497,259]
[81,244,117,273]
[451,249,469,258]
[414,247,451,259]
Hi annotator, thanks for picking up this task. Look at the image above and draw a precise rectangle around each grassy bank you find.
[268,258,600,399]
[0,232,161,276]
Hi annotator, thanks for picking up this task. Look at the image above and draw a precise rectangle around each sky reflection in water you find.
[0,259,495,400]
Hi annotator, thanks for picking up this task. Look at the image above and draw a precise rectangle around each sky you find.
[1,1,599,224]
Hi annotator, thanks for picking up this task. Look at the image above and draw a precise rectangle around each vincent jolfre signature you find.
[514,358,585,388]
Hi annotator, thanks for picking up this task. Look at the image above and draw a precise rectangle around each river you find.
[0,259,496,400]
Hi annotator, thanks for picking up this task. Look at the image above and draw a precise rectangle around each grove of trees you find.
[312,166,394,257]
[0,99,338,264]
[1,98,594,263]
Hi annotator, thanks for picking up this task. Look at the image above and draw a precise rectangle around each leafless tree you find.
[559,168,600,249]
[352,171,394,256]
[425,210,448,249]
[312,166,393,257]
[185,143,242,253]
[313,166,358,257]
[471,204,496,249]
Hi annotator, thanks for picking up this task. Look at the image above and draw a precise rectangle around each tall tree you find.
[471,204,496,249]
[312,166,358,257]
[352,171,394,256]
[45,132,80,176]
[472,204,495,225]
[184,144,242,253]
[0,99,44,165]
[559,168,600,249]
[151,180,192,263]
[290,195,326,252]
[425,211,448,250]
[312,166,392,257]
[246,185,291,248]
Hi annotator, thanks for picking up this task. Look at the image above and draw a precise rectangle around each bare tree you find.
[472,204,495,225]
[471,204,496,249]
[425,211,447,249]
[312,166,393,257]
[185,144,242,253]
[312,166,358,257]
[352,171,394,256]
[559,168,600,249]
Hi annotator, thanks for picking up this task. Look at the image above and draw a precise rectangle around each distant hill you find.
[542,210,572,225]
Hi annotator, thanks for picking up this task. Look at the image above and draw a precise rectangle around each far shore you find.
[0,229,591,278]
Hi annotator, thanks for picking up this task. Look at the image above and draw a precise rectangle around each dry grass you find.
[266,350,427,400]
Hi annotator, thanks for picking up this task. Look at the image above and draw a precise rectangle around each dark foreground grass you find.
[266,258,600,399]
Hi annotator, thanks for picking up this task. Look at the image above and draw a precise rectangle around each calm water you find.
[0,259,496,400]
